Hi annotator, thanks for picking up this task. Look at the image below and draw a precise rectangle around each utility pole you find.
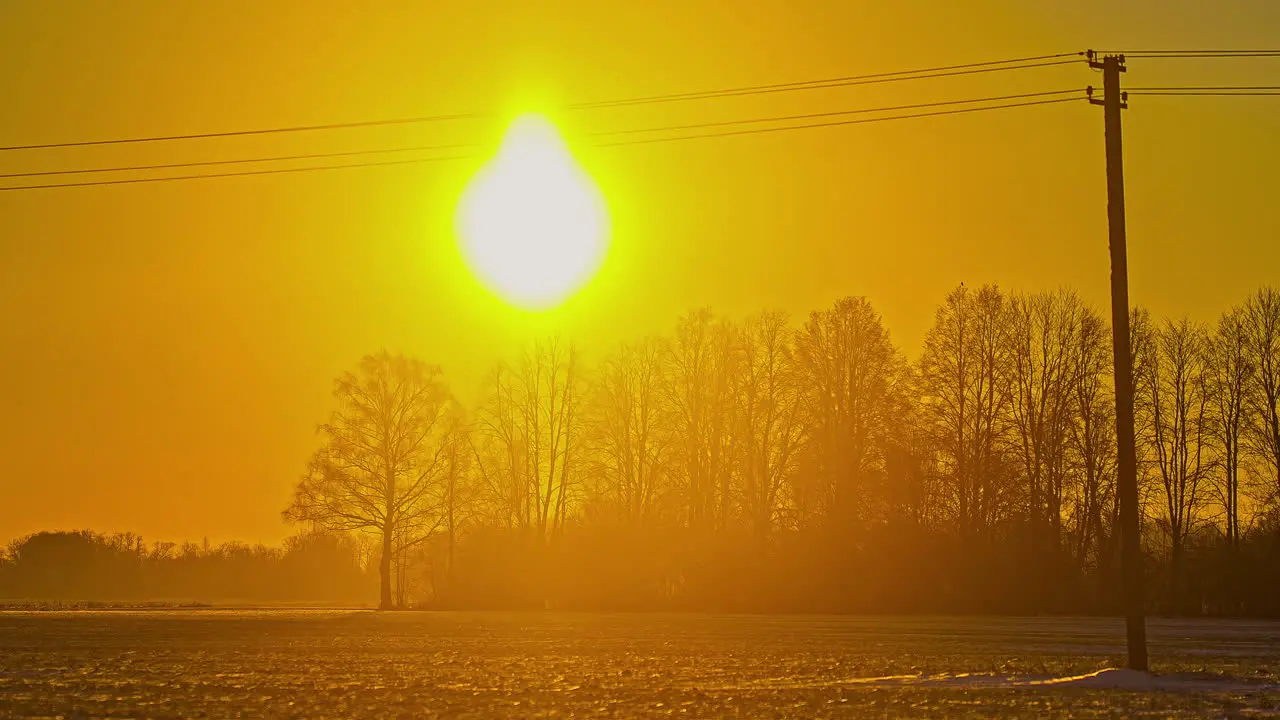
[1088,51,1148,672]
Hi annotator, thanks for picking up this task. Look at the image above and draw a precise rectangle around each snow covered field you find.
[1,611,1278,717]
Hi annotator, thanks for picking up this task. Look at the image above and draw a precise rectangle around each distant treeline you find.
[6,284,1280,615]
[0,530,373,604]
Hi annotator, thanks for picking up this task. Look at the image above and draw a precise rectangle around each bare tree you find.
[1139,318,1213,605]
[1245,287,1280,503]
[589,337,671,525]
[1207,306,1254,548]
[792,296,902,530]
[1128,307,1160,532]
[917,284,1016,538]
[733,310,806,546]
[664,309,738,531]
[470,364,526,530]
[882,384,947,531]
[1007,290,1086,551]
[473,338,582,542]
[439,403,478,584]
[1063,306,1117,575]
[283,352,452,609]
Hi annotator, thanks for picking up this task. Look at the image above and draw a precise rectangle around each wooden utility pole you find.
[1088,51,1148,672]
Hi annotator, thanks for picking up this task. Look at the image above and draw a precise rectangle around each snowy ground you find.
[2,611,1279,717]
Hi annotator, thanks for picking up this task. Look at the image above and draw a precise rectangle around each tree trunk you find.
[379,524,393,610]
[447,497,456,587]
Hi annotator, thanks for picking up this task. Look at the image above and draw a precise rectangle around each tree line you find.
[280,283,1280,614]
[4,284,1277,613]
[0,530,371,604]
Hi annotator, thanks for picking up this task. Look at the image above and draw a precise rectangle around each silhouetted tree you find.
[917,284,1015,538]
[439,403,479,586]
[588,337,672,526]
[664,309,738,531]
[1208,306,1254,549]
[283,351,453,609]
[733,310,805,547]
[1063,306,1117,586]
[474,338,582,541]
[1139,318,1213,608]
[792,296,902,532]
[1006,290,1086,559]
[1245,287,1280,502]
[882,384,945,530]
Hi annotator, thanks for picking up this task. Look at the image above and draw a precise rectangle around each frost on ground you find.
[2,612,1280,718]
[725,666,1279,692]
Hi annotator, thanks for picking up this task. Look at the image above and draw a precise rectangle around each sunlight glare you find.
[456,114,609,310]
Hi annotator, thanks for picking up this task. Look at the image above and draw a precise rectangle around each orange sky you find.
[2,1,1278,545]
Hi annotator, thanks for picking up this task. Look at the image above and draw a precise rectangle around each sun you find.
[455,114,610,310]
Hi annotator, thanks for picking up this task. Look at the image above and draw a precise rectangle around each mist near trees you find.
[5,285,1279,615]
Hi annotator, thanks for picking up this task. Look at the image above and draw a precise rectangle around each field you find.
[2,612,1279,718]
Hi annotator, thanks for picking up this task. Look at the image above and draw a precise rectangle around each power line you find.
[3,50,1271,158]
[1109,49,1280,54]
[596,96,1084,148]
[0,114,483,153]
[589,89,1082,137]
[1123,51,1280,59]
[0,154,471,192]
[1129,91,1280,96]
[2,53,1085,153]
[1127,85,1280,97]
[0,94,1086,192]
[0,143,476,179]
[1,91,1086,183]
[1127,85,1280,90]
[571,57,1085,110]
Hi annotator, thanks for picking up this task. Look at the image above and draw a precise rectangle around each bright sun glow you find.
[456,114,609,310]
